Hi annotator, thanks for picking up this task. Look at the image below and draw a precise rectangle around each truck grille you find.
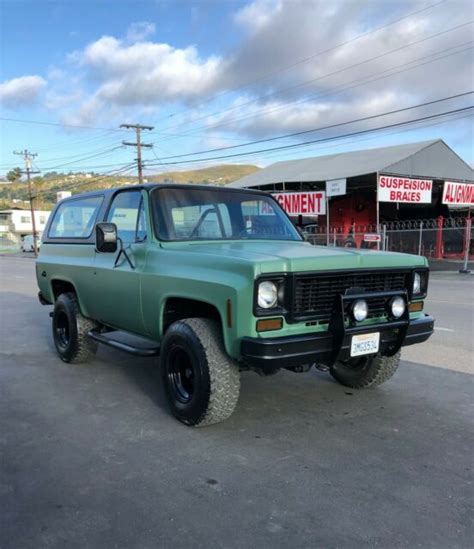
[292,271,409,321]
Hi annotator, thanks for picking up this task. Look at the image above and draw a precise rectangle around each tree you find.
[6,167,22,182]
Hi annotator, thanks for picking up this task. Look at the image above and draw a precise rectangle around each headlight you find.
[352,299,368,322]
[413,272,421,294]
[257,281,278,309]
[390,296,405,318]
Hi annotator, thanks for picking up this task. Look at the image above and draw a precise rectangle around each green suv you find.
[36,184,434,426]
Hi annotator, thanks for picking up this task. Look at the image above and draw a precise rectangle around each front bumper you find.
[241,314,434,373]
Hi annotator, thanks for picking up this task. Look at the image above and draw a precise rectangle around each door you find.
[92,189,148,334]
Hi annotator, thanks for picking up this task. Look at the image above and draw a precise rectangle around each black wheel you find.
[329,351,400,389]
[160,318,240,427]
[52,292,98,363]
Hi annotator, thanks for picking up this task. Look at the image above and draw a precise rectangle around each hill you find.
[0,164,260,210]
[147,164,260,185]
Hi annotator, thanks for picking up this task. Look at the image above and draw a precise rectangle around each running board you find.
[88,330,160,357]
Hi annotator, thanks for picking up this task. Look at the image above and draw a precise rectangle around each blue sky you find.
[1,0,473,177]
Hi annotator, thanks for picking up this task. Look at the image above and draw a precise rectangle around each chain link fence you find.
[304,217,473,261]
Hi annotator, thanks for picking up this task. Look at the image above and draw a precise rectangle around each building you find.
[230,139,473,227]
[57,191,72,202]
[0,209,51,245]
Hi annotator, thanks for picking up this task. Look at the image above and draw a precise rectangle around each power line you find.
[37,146,125,171]
[10,103,471,173]
[151,0,447,127]
[148,92,473,161]
[195,43,473,138]
[161,21,473,136]
[145,106,474,167]
[3,42,465,171]
[28,145,126,168]
[0,117,126,132]
[35,163,137,197]
[230,111,474,165]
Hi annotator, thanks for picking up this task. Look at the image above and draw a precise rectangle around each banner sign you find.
[442,181,474,207]
[273,191,326,216]
[326,179,346,197]
[378,175,433,204]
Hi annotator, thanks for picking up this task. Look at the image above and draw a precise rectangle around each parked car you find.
[21,234,41,252]
[36,185,434,426]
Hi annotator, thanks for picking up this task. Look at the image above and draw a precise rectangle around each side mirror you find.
[95,222,118,253]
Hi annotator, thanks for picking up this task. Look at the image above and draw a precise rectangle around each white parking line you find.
[435,327,455,332]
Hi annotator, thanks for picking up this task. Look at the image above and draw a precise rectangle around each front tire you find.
[329,351,401,389]
[160,318,240,427]
[52,292,98,363]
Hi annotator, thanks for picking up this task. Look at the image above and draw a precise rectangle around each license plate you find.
[350,332,380,357]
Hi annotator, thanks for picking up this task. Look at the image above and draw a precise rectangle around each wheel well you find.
[163,297,221,331]
[51,279,76,301]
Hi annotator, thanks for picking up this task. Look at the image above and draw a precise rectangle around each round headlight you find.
[413,272,421,294]
[258,281,278,309]
[390,296,405,318]
[352,299,368,322]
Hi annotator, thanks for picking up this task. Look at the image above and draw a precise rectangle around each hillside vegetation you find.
[0,164,260,211]
[148,164,259,184]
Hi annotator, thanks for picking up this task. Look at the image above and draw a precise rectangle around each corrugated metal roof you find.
[229,139,473,188]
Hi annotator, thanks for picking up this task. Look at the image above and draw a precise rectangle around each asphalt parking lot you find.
[1,256,473,548]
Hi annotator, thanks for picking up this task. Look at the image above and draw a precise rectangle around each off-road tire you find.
[160,318,240,427]
[329,351,401,389]
[52,292,98,363]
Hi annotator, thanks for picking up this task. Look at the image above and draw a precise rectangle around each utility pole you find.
[13,149,40,256]
[120,124,154,184]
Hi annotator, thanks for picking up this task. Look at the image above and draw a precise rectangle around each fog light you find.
[352,299,368,322]
[390,296,405,318]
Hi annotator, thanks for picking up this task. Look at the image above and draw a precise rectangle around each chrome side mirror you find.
[95,222,118,253]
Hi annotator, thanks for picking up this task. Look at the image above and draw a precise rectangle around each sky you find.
[0,0,473,178]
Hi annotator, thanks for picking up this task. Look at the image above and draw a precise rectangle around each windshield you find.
[151,187,302,242]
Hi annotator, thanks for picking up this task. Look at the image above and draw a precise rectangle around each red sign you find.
[272,191,326,216]
[363,233,381,242]
[442,181,474,207]
[378,175,433,204]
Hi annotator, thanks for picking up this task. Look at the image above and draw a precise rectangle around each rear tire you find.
[52,292,98,363]
[160,318,240,427]
[329,351,400,389]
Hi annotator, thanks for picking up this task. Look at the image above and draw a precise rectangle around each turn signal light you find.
[409,301,424,312]
[256,318,283,332]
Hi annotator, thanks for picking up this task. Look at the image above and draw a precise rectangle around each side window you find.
[49,196,103,238]
[107,191,145,243]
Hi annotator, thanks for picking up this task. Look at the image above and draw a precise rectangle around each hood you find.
[162,240,426,274]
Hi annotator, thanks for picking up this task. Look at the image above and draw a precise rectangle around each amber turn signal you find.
[409,301,424,312]
[256,318,283,332]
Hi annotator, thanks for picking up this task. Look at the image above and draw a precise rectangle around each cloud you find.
[126,21,156,42]
[0,75,46,108]
[9,0,471,144]
[211,0,473,137]
[68,34,222,118]
[234,0,282,32]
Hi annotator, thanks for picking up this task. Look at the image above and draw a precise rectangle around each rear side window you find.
[48,196,103,238]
